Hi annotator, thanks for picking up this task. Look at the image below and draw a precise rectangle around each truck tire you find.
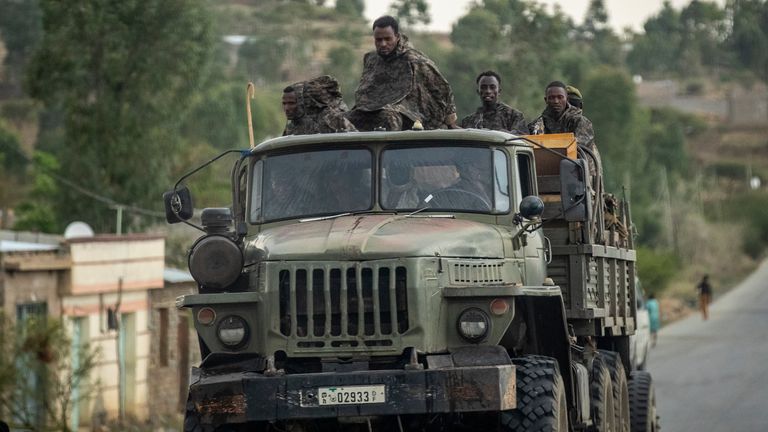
[590,354,616,432]
[628,371,659,432]
[501,355,568,432]
[599,350,630,432]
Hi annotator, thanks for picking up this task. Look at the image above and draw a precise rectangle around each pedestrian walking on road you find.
[696,275,713,320]
[646,293,660,347]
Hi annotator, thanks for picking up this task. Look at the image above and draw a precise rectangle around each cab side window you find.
[517,153,534,199]
[493,149,510,213]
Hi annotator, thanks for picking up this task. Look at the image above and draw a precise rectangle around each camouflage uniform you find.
[460,102,527,133]
[283,76,357,136]
[349,35,456,131]
[528,104,601,174]
[527,104,595,151]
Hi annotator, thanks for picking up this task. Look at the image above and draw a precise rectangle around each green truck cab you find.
[166,129,658,432]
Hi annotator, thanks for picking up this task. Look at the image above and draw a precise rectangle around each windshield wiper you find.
[299,212,352,223]
[406,194,434,218]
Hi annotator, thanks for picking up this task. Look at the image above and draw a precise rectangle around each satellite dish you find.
[64,221,95,239]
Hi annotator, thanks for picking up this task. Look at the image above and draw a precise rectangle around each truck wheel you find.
[599,350,630,432]
[628,371,659,432]
[590,354,616,432]
[501,355,568,432]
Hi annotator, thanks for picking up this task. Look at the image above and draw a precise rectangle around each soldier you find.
[566,85,583,109]
[460,70,527,133]
[282,75,357,136]
[347,15,457,131]
[528,81,596,152]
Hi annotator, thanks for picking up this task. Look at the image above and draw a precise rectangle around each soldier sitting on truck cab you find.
[347,15,458,131]
[282,75,357,136]
[460,70,527,134]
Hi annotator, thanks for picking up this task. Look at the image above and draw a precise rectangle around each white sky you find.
[363,0,727,33]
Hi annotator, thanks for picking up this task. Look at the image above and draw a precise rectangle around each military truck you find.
[165,129,659,432]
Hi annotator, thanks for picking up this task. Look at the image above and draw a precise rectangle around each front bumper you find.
[184,364,516,428]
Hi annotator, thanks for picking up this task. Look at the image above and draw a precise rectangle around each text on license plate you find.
[318,385,386,405]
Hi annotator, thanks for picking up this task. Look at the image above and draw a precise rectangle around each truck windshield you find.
[381,146,509,213]
[251,148,373,221]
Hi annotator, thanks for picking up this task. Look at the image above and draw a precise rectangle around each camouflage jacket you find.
[282,76,357,136]
[282,110,356,136]
[460,102,527,133]
[527,105,595,150]
[353,35,456,129]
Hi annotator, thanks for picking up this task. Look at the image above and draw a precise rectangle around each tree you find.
[25,0,214,232]
[730,0,768,81]
[335,0,364,18]
[0,121,28,228]
[627,1,684,76]
[13,151,61,233]
[238,35,289,84]
[323,45,361,106]
[0,314,97,432]
[580,0,622,66]
[389,0,431,28]
[0,0,42,85]
[581,66,646,192]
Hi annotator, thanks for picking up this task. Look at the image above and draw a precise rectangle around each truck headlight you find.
[217,315,249,348]
[188,235,243,291]
[457,308,490,343]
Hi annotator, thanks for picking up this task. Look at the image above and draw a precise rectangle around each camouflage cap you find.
[566,85,582,100]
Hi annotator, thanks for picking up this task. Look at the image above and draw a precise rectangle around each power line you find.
[1,140,166,219]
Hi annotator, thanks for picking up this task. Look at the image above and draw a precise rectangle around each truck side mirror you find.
[559,159,591,222]
[519,195,544,220]
[163,186,194,224]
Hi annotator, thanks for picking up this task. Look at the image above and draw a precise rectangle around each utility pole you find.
[112,205,124,235]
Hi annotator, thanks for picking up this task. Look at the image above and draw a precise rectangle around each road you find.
[647,260,768,432]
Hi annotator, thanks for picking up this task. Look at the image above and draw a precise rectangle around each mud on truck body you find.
[165,129,659,432]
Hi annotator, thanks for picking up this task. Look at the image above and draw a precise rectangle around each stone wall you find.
[147,282,201,419]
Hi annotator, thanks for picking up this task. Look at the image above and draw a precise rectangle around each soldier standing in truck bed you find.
[566,85,583,109]
[529,80,601,180]
[282,75,357,136]
[347,15,457,131]
[528,81,596,151]
[460,70,527,134]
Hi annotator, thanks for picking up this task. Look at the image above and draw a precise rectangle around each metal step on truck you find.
[165,126,660,432]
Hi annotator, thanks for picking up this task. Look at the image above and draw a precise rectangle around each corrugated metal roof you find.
[0,240,59,253]
[164,267,195,283]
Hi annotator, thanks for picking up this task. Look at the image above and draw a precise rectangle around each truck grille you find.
[278,265,409,339]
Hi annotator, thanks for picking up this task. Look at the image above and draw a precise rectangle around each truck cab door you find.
[515,151,547,285]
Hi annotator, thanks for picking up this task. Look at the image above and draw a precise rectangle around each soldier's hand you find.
[445,112,459,129]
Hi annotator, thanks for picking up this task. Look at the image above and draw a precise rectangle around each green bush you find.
[636,247,680,296]
[714,191,768,258]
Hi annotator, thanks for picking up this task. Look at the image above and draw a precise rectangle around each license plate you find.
[318,385,386,406]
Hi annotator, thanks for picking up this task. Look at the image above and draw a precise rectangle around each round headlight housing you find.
[457,308,491,343]
[217,315,249,349]
[188,235,244,291]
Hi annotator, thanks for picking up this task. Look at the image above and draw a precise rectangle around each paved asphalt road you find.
[647,260,768,432]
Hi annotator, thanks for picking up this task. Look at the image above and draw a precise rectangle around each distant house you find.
[0,233,166,430]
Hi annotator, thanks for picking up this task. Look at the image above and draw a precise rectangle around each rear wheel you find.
[501,355,568,432]
[590,354,616,432]
[628,371,659,432]
[599,350,630,432]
